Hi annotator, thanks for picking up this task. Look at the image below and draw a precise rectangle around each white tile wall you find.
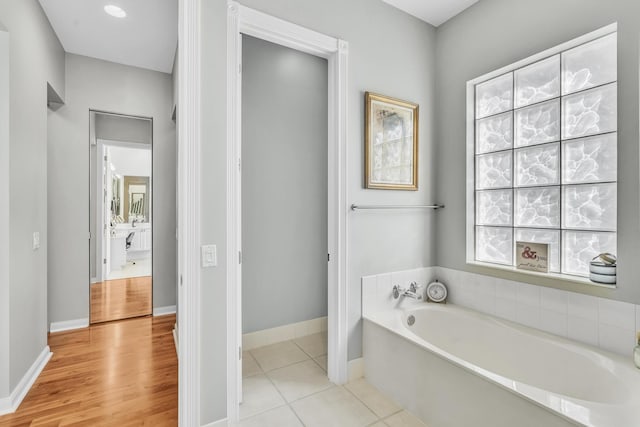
[567,316,599,347]
[567,293,598,320]
[362,266,640,357]
[361,268,436,318]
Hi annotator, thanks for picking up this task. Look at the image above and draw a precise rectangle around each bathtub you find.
[363,303,640,427]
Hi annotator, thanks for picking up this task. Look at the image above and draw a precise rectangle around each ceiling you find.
[39,0,178,73]
[381,0,479,27]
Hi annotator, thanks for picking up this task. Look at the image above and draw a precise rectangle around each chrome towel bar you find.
[350,204,445,211]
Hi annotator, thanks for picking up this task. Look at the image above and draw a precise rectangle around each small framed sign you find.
[516,241,549,273]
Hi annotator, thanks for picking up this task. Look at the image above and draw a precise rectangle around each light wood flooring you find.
[0,314,177,426]
[90,276,152,324]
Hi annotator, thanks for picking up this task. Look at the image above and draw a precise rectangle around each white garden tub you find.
[363,303,640,427]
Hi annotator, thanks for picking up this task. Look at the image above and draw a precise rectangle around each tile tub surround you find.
[363,319,578,427]
[362,267,640,357]
[362,297,640,426]
[238,333,427,427]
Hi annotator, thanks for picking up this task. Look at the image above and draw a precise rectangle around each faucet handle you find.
[392,285,403,299]
[409,281,419,293]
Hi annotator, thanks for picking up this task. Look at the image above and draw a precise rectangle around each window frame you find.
[465,23,618,287]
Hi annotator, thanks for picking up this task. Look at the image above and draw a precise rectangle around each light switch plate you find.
[33,232,40,250]
[201,244,217,268]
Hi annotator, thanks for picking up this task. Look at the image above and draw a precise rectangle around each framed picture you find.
[365,92,419,190]
[515,241,549,273]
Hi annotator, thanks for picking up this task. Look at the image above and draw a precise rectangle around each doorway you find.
[89,111,153,324]
[239,33,329,414]
[226,3,350,422]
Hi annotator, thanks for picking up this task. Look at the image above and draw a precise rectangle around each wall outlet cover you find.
[201,244,217,268]
[33,232,40,250]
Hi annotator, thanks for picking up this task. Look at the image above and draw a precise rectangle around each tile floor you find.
[107,257,151,280]
[236,332,427,426]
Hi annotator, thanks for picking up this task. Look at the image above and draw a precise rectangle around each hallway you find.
[0,315,177,426]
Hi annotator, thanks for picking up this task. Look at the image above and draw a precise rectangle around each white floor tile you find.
[250,340,309,372]
[345,378,401,419]
[243,351,263,378]
[239,375,286,420]
[267,360,333,402]
[234,405,302,427]
[314,355,327,372]
[294,332,327,358]
[369,423,388,427]
[291,386,378,427]
[107,257,151,280]
[384,410,427,427]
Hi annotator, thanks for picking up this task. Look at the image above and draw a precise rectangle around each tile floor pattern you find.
[236,332,427,427]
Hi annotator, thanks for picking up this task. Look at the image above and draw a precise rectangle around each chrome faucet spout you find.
[393,282,423,300]
[402,290,422,300]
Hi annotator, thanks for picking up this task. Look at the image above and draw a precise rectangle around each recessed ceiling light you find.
[104,5,127,18]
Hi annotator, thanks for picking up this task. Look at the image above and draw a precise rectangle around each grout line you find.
[261,356,333,405]
[343,384,382,421]
[242,351,264,378]
[309,355,327,372]
[291,335,328,361]
[292,340,316,360]
[249,340,311,373]
[237,401,289,423]
[242,335,333,426]
[342,380,394,422]
[238,362,296,423]
[384,409,405,419]
[247,350,268,373]
[287,402,307,426]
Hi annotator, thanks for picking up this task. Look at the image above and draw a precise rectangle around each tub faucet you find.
[393,282,422,300]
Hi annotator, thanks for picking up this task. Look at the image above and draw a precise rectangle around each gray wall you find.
[48,53,177,327]
[95,113,153,144]
[241,36,328,334]
[0,29,9,399]
[0,0,65,394]
[435,0,640,304]
[200,0,437,422]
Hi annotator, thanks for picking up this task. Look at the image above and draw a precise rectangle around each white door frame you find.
[95,138,153,283]
[226,2,349,422]
[177,0,201,425]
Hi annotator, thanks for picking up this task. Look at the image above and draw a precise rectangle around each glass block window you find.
[472,32,617,277]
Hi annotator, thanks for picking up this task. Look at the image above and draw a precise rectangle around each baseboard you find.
[201,418,228,427]
[49,318,89,333]
[0,346,52,415]
[153,305,177,316]
[243,316,328,351]
[348,357,364,382]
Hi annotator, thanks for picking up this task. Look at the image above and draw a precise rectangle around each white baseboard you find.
[153,305,177,316]
[348,357,364,382]
[0,346,52,415]
[201,418,228,427]
[49,318,89,333]
[243,316,328,351]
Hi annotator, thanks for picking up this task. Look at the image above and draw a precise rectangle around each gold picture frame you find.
[365,92,419,190]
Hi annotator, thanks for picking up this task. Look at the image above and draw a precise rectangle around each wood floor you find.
[0,315,177,427]
[90,277,152,324]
